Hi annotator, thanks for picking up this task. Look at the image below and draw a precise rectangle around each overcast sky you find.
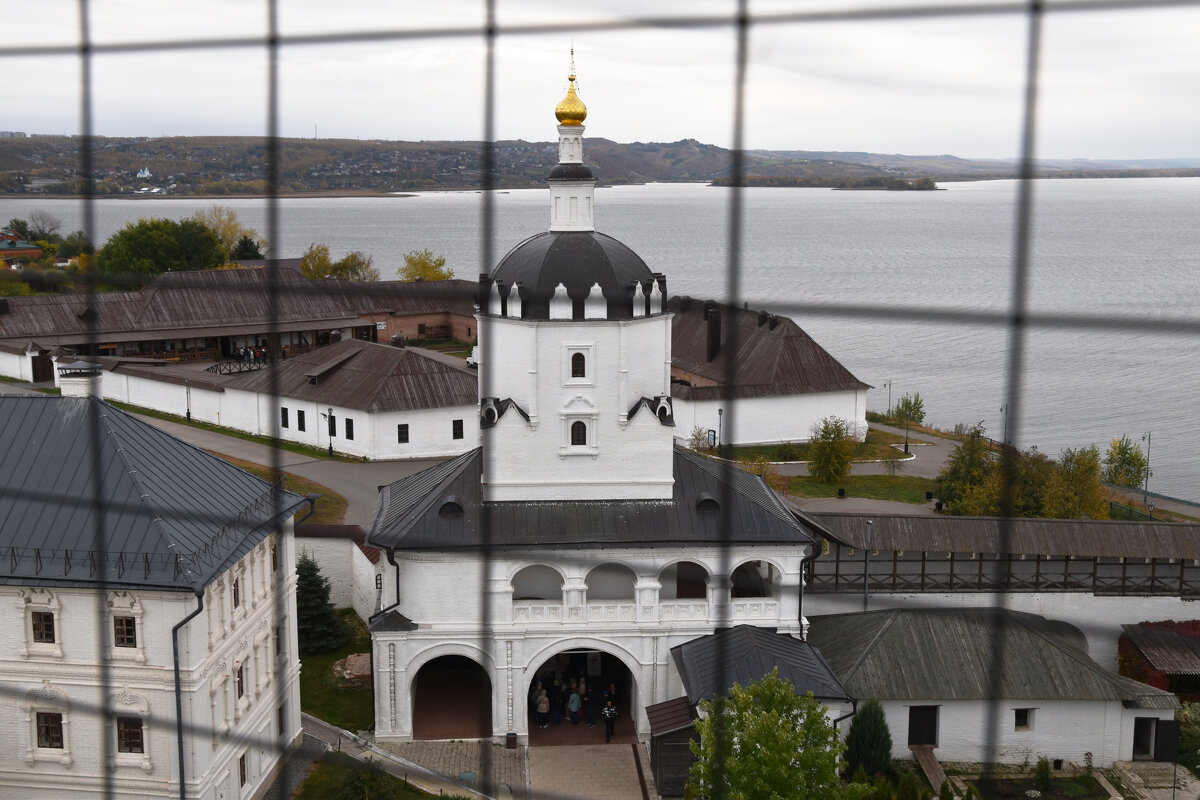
[6,0,1199,160]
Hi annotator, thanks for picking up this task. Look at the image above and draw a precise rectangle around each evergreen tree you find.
[845,698,893,778]
[296,554,344,655]
[809,416,855,484]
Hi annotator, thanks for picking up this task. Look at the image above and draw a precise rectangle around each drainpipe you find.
[172,590,205,800]
[834,698,859,727]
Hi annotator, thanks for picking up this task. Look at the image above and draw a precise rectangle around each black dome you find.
[547,163,596,181]
[487,231,661,320]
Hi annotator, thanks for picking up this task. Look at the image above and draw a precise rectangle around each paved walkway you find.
[529,744,649,800]
[1111,761,1200,800]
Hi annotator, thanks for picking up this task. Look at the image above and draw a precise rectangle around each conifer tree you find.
[296,554,344,655]
[845,698,894,778]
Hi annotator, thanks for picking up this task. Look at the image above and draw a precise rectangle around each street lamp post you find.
[904,415,910,455]
[883,380,891,414]
[1000,403,1008,446]
[1142,431,1152,506]
[863,519,873,612]
[717,408,723,449]
[185,378,191,423]
[327,407,334,458]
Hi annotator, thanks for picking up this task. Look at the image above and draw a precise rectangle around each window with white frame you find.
[563,343,594,386]
[24,684,71,765]
[19,588,63,659]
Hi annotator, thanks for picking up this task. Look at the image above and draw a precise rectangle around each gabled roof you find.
[671,625,851,705]
[808,512,1200,559]
[668,296,869,399]
[807,608,1179,709]
[0,395,307,592]
[367,446,815,551]
[222,338,477,413]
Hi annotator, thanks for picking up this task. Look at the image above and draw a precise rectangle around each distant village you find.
[2,73,1199,800]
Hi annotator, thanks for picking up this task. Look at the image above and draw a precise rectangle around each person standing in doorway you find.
[568,685,581,724]
[601,699,618,743]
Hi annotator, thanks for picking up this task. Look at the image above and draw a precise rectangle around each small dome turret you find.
[555,74,587,126]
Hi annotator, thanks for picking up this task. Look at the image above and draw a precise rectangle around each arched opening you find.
[527,648,636,746]
[512,565,563,601]
[571,352,586,378]
[585,563,636,601]
[570,420,587,446]
[659,561,709,600]
[411,655,491,740]
[730,560,782,598]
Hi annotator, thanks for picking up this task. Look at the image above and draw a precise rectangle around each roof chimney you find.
[705,307,721,362]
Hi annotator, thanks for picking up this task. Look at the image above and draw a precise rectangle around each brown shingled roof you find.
[667,296,868,399]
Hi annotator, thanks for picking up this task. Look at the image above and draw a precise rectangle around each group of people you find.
[530,673,621,743]
[236,345,268,362]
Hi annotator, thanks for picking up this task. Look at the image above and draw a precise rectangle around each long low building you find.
[2,269,868,450]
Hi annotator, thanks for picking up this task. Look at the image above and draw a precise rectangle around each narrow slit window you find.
[571,352,586,378]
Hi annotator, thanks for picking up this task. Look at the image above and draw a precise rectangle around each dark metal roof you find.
[807,608,1179,709]
[646,697,696,737]
[668,296,869,399]
[223,339,477,413]
[369,608,418,633]
[0,395,306,592]
[808,512,1200,559]
[548,163,596,181]
[367,446,815,552]
[488,231,659,320]
[671,625,851,705]
[1121,624,1200,676]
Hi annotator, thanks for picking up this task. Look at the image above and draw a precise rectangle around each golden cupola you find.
[555,71,587,126]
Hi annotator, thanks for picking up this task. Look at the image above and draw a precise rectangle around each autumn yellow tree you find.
[398,248,454,281]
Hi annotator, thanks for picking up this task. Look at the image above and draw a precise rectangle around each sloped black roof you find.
[488,231,659,320]
[671,625,850,705]
[0,395,306,592]
[367,446,815,551]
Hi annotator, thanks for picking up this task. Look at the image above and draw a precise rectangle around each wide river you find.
[3,178,1198,501]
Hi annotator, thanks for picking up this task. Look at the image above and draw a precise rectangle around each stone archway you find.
[526,647,636,747]
[411,655,492,740]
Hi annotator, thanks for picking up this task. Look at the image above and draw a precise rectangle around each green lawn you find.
[787,474,937,505]
[719,427,928,463]
[299,609,375,733]
[294,751,473,800]
[211,454,348,525]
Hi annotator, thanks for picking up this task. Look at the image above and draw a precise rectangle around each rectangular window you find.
[117,717,144,753]
[239,752,248,786]
[236,665,245,698]
[1014,708,1034,731]
[417,323,426,336]
[37,712,63,749]
[297,410,306,432]
[274,625,282,659]
[280,407,289,429]
[277,704,287,737]
[113,616,137,648]
[397,423,409,444]
[271,544,278,573]
[232,578,241,608]
[452,419,463,440]
[32,611,55,644]
[345,418,354,440]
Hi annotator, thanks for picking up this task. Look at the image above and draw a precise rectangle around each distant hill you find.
[0,134,1195,196]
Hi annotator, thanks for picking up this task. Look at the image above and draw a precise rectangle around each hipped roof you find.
[807,608,1178,709]
[0,395,306,592]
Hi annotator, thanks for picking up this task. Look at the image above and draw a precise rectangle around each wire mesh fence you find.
[2,1,1199,798]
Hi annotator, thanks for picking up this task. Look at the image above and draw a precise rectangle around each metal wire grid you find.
[3,1,1199,798]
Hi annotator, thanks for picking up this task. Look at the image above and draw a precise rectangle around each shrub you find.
[939,780,953,800]
[1034,757,1052,791]
[897,770,919,800]
[809,416,855,484]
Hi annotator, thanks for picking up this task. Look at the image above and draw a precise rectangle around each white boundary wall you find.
[673,389,868,446]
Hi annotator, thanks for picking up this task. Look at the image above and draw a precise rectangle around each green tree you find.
[844,698,893,779]
[809,416,855,484]
[57,230,93,260]
[230,234,264,260]
[399,248,454,281]
[1043,444,1109,519]
[300,243,380,281]
[890,393,925,426]
[5,218,31,239]
[0,273,34,297]
[934,423,992,509]
[296,554,345,655]
[1102,435,1149,488]
[688,668,868,800]
[95,217,225,279]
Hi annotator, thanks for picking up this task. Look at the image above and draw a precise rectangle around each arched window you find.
[571,420,587,446]
[571,352,586,378]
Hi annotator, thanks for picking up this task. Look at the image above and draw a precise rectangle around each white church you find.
[365,60,823,744]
